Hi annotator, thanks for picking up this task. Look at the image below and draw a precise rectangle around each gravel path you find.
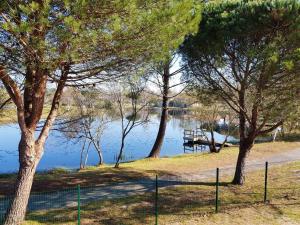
[171,148,300,180]
[0,147,299,214]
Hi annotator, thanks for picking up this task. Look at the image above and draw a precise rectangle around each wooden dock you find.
[183,128,233,147]
[183,128,206,143]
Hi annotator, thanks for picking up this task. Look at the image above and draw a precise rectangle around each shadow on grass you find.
[22,180,265,225]
[0,168,154,196]
[23,186,300,225]
[0,165,229,197]
[6,164,300,224]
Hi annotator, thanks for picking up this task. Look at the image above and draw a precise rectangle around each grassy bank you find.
[0,107,52,125]
[1,141,300,196]
[0,109,17,124]
[22,161,300,225]
[119,141,300,174]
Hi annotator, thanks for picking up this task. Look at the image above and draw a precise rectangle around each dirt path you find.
[170,148,300,180]
[0,148,299,214]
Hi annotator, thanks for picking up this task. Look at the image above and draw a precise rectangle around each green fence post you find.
[77,185,81,225]
[155,175,158,225]
[215,168,219,213]
[264,161,268,203]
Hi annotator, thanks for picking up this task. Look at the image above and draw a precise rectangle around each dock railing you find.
[183,128,207,144]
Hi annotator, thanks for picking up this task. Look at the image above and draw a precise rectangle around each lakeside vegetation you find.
[0,107,52,125]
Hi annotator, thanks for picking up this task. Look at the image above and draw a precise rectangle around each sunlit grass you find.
[23,161,300,225]
[1,142,300,196]
[0,107,52,125]
[103,141,300,174]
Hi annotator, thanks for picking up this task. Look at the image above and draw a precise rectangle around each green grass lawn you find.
[0,107,52,125]
[1,141,300,196]
[23,161,300,225]
[1,141,299,224]
[119,141,300,173]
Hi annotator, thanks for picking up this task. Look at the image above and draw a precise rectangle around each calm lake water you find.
[0,112,236,173]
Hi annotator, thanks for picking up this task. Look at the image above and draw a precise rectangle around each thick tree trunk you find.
[232,138,254,185]
[148,64,170,158]
[209,129,218,153]
[148,99,168,158]
[4,164,38,225]
[232,85,258,185]
[1,57,68,225]
[4,135,41,225]
[232,87,254,185]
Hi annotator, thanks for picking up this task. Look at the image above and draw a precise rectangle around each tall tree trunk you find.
[148,64,170,158]
[4,135,42,225]
[232,87,259,185]
[1,59,68,225]
[209,129,218,153]
[148,98,168,158]
[232,138,254,185]
[232,87,253,185]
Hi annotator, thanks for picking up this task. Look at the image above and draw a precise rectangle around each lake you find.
[0,112,236,173]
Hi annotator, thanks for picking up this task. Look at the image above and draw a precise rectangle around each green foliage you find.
[180,0,300,127]
[182,0,300,60]
[0,0,202,80]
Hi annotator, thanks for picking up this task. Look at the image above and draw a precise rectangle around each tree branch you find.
[36,64,69,147]
[258,121,283,136]
[0,65,26,131]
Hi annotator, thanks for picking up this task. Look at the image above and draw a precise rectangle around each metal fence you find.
[0,161,299,225]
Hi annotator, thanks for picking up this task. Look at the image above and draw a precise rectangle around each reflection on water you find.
[0,111,236,173]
